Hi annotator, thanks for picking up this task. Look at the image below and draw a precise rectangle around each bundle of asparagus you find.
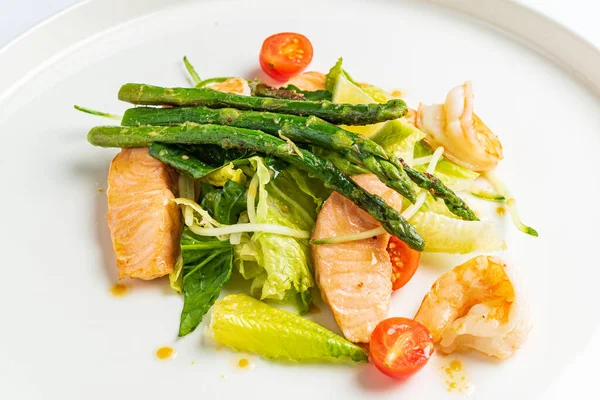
[88,81,478,251]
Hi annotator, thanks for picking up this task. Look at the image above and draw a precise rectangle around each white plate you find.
[1,0,599,399]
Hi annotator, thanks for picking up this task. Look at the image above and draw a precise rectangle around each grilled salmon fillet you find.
[311,174,404,343]
[106,148,181,280]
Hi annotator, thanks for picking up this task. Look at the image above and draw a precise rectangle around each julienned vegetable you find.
[87,124,426,250]
[209,294,368,362]
[117,83,408,125]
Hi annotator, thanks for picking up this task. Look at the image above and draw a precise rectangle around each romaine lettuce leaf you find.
[234,158,330,314]
[359,85,394,104]
[410,212,503,254]
[414,140,479,190]
[202,163,246,186]
[371,118,425,165]
[325,57,393,104]
[325,57,358,92]
[209,294,368,363]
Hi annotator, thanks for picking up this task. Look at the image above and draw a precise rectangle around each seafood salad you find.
[81,32,537,381]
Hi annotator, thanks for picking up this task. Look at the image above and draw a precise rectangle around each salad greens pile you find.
[83,56,534,362]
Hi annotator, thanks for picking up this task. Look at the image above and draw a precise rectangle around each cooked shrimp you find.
[403,108,418,126]
[284,71,326,91]
[416,81,503,171]
[414,255,530,359]
[207,78,250,95]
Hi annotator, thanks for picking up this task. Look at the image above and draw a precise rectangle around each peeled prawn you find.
[207,78,251,96]
[284,71,326,91]
[414,255,530,359]
[416,81,503,171]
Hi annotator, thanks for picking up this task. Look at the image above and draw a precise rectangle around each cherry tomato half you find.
[387,236,421,291]
[259,32,313,81]
[370,317,434,380]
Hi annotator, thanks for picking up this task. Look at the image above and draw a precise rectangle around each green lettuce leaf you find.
[178,228,233,337]
[169,255,184,294]
[325,57,363,93]
[410,212,503,254]
[202,163,246,186]
[371,118,425,164]
[209,294,368,363]
[414,140,479,190]
[234,158,329,314]
[325,57,392,104]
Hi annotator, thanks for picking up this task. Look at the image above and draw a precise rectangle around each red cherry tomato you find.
[370,317,434,380]
[387,236,421,290]
[259,32,313,81]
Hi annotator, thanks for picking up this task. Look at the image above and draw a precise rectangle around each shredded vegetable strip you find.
[178,175,196,226]
[189,223,310,239]
[411,155,433,166]
[310,227,385,245]
[246,172,259,224]
[483,171,538,237]
[312,148,445,246]
[74,105,122,120]
[401,147,444,220]
[278,131,304,158]
[183,56,202,86]
[173,197,308,239]
[197,77,236,87]
[469,183,506,202]
[172,198,221,228]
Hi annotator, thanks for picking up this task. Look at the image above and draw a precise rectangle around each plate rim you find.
[1,0,599,105]
[0,1,598,398]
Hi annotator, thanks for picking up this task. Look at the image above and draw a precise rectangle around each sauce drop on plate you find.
[496,206,506,216]
[238,358,250,368]
[109,283,129,297]
[155,346,176,360]
[441,359,474,394]
[309,303,321,314]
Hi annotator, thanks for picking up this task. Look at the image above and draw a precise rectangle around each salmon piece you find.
[284,71,326,91]
[311,174,404,343]
[107,148,182,280]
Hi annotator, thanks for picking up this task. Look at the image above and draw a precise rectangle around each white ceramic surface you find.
[1,1,599,399]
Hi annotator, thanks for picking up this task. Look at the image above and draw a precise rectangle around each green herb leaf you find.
[178,228,233,337]
[200,180,248,225]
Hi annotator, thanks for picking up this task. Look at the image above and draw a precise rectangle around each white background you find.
[0,0,598,398]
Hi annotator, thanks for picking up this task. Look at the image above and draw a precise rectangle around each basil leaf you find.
[178,228,233,337]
